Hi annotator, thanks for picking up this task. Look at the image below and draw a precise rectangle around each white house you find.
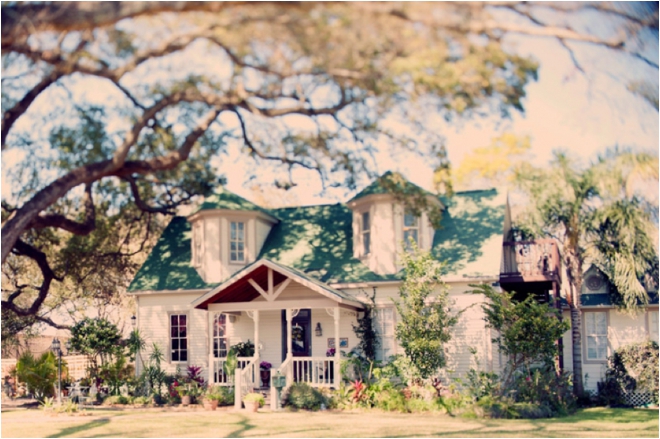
[128,171,658,399]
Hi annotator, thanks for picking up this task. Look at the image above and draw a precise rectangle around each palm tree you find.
[515,149,658,396]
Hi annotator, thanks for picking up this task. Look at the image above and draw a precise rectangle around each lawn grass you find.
[1,406,657,438]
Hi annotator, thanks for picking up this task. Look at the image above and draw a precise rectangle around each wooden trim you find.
[582,310,609,364]
[208,298,342,312]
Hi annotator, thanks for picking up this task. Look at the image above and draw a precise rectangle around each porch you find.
[191,259,364,403]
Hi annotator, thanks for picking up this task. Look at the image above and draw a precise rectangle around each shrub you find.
[507,366,576,416]
[133,396,150,405]
[374,389,407,412]
[103,395,130,405]
[15,351,57,401]
[282,382,325,411]
[597,341,659,406]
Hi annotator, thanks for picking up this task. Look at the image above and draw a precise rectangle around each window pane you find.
[231,252,237,261]
[404,212,417,227]
[171,315,178,326]
[171,326,178,338]
[238,228,244,240]
[230,242,236,251]
[179,327,187,338]
[238,251,244,261]
[587,337,596,359]
[179,315,186,326]
[181,339,187,350]
[595,313,607,334]
[238,222,244,231]
[238,242,244,251]
[172,339,179,350]
[363,232,370,254]
[362,212,370,230]
[172,351,180,362]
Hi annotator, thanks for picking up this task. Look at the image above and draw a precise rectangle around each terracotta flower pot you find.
[203,400,218,411]
[181,395,191,406]
[244,401,259,412]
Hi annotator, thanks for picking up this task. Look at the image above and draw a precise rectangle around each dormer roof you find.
[190,187,279,222]
[348,171,438,205]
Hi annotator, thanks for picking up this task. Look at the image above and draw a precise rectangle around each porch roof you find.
[191,258,365,310]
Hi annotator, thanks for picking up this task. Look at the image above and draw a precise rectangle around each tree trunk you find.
[564,248,584,397]
[569,305,584,396]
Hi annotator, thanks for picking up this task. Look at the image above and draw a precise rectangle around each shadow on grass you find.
[49,418,110,438]
[226,414,256,438]
[555,408,659,424]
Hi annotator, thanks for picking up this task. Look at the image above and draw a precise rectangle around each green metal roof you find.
[128,216,217,292]
[193,187,278,219]
[348,171,435,203]
[433,188,506,278]
[128,187,507,292]
[258,203,396,284]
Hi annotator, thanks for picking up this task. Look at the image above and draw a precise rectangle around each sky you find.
[216,35,658,207]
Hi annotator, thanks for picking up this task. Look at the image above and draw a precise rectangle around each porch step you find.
[255,387,272,407]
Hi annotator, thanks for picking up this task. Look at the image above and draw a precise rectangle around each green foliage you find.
[470,284,569,382]
[242,392,265,407]
[15,351,57,401]
[205,386,234,405]
[352,289,379,362]
[282,383,326,411]
[133,396,150,405]
[232,340,255,357]
[223,348,238,380]
[597,341,659,406]
[507,366,576,416]
[459,368,500,402]
[454,132,532,190]
[104,395,130,405]
[394,245,458,380]
[70,317,123,375]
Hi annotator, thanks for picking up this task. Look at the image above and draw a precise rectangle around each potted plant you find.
[203,386,224,411]
[259,361,272,387]
[177,382,200,406]
[242,392,265,412]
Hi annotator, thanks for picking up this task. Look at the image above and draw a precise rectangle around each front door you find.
[281,309,311,360]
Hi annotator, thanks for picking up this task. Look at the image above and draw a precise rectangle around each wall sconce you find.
[131,315,137,328]
[229,315,237,323]
[315,322,322,337]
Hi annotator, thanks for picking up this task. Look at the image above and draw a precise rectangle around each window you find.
[213,313,228,358]
[403,211,419,250]
[170,314,188,362]
[362,211,371,255]
[192,222,202,267]
[375,307,395,361]
[649,310,659,342]
[230,221,245,262]
[584,312,608,361]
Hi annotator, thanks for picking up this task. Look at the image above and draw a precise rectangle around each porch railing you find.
[212,356,255,386]
[501,239,560,279]
[291,357,336,388]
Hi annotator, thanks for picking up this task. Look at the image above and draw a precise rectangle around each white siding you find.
[138,292,209,375]
[204,217,222,283]
[255,219,272,256]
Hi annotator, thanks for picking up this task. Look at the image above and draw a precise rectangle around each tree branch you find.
[28,183,96,235]
[2,69,64,149]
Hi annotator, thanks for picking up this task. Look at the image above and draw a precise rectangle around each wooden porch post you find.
[334,308,340,386]
[208,312,214,385]
[286,309,293,360]
[254,310,260,386]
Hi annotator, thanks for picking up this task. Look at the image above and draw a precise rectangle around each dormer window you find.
[362,211,371,255]
[403,210,419,250]
[230,221,245,262]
